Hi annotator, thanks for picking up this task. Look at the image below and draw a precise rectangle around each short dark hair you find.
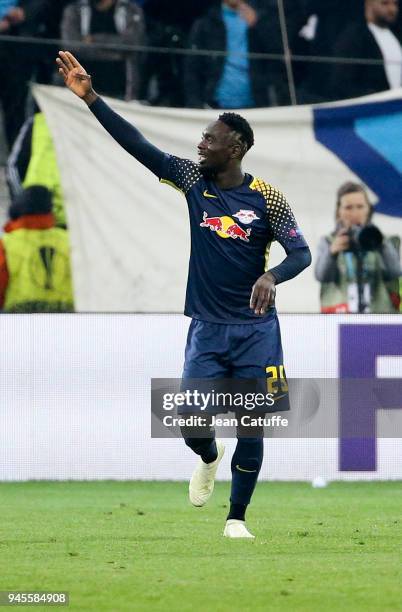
[336,181,373,221]
[218,112,254,152]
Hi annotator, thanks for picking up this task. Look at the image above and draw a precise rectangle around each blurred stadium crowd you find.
[2,0,402,145]
[0,0,401,312]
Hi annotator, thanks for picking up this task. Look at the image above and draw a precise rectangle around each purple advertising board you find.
[339,324,402,471]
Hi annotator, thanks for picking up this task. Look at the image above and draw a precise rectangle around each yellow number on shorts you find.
[266,365,288,395]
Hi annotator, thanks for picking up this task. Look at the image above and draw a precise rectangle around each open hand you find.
[250,272,276,315]
[56,51,97,104]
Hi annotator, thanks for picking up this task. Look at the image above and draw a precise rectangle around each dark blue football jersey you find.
[160,155,308,324]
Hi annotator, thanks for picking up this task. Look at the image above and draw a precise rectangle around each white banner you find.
[33,86,402,312]
[1,314,402,481]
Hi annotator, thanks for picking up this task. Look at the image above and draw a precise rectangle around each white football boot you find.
[223,519,255,539]
[189,440,225,507]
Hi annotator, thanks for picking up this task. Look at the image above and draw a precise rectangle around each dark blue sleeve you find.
[266,188,309,253]
[269,246,312,284]
[89,97,169,178]
[261,185,311,282]
[160,155,202,194]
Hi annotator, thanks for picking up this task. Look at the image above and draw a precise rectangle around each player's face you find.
[370,0,399,26]
[198,121,240,174]
[338,192,371,228]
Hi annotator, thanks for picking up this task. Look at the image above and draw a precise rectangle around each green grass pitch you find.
[1,481,401,611]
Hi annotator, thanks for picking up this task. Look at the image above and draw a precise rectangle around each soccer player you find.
[56,51,312,539]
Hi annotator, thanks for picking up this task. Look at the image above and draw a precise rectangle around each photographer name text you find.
[162,415,288,428]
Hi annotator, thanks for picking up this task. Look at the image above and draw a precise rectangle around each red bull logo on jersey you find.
[200,212,251,242]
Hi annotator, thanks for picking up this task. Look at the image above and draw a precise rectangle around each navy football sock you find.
[201,440,218,463]
[227,502,247,521]
[229,437,263,515]
[183,437,218,464]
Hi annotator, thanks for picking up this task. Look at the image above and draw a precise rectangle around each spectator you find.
[282,0,311,47]
[35,0,76,85]
[184,0,288,109]
[6,105,67,228]
[61,0,146,99]
[0,0,46,149]
[296,0,365,102]
[142,0,218,29]
[330,0,402,100]
[0,186,74,312]
[280,0,313,101]
[315,182,401,314]
[139,0,217,106]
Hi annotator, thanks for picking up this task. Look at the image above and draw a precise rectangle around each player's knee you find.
[182,435,198,451]
[236,417,264,439]
[236,436,264,450]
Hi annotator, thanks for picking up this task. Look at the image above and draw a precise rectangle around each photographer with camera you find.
[315,182,401,313]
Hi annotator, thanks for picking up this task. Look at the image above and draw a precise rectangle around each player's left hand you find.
[250,272,276,315]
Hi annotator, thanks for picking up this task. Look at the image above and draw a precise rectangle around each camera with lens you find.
[347,224,383,252]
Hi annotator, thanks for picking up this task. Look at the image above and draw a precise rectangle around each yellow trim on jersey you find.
[159,178,184,194]
[249,177,278,203]
[251,177,274,271]
[264,244,271,272]
[249,177,260,191]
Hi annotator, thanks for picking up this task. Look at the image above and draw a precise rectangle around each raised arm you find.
[56,51,167,177]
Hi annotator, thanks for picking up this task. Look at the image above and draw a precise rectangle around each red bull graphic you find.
[233,210,260,224]
[200,212,251,243]
[200,212,223,232]
[226,223,251,242]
